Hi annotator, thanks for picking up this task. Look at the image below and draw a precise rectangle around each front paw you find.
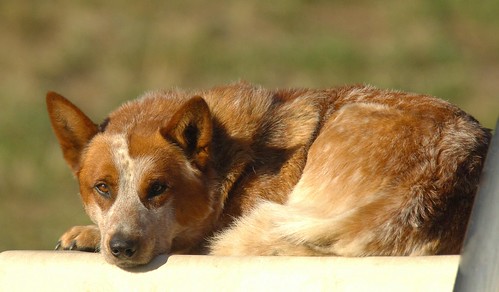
[55,225,101,252]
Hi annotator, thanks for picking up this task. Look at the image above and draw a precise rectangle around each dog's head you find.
[46,92,216,267]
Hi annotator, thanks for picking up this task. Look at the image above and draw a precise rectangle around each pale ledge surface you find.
[0,250,459,291]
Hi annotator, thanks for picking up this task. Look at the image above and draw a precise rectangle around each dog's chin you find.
[103,253,155,269]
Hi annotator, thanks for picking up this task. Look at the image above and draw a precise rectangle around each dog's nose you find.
[109,234,138,259]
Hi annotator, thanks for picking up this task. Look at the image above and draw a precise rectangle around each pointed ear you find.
[46,92,99,174]
[160,96,212,170]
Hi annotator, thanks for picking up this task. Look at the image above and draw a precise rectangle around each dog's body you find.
[47,82,490,267]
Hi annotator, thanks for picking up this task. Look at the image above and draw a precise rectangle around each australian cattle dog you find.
[47,82,490,268]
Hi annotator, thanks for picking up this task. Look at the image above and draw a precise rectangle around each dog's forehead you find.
[84,129,182,177]
[105,134,160,182]
[81,133,149,180]
[109,134,133,176]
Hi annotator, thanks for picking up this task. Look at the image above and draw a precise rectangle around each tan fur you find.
[47,82,490,267]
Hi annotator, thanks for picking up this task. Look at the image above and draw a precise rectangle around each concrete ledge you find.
[0,251,458,291]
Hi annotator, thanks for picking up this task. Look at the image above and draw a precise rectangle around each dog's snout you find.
[109,234,139,259]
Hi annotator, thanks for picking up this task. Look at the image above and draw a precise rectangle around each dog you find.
[47,82,490,268]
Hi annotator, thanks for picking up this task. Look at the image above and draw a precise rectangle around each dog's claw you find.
[55,240,79,251]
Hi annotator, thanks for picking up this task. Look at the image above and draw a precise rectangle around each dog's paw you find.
[55,225,101,252]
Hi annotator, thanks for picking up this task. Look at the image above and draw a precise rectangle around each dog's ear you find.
[160,96,212,170]
[46,92,99,174]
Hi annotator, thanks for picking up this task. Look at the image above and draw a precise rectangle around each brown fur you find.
[47,82,490,267]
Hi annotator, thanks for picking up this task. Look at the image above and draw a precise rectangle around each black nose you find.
[109,233,139,259]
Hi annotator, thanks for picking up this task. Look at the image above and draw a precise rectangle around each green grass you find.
[0,0,497,251]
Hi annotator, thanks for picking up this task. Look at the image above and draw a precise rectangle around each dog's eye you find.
[94,183,111,198]
[147,181,168,199]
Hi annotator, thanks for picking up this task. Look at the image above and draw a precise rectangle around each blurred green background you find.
[0,0,497,251]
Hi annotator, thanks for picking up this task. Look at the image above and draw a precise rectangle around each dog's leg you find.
[55,225,101,252]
